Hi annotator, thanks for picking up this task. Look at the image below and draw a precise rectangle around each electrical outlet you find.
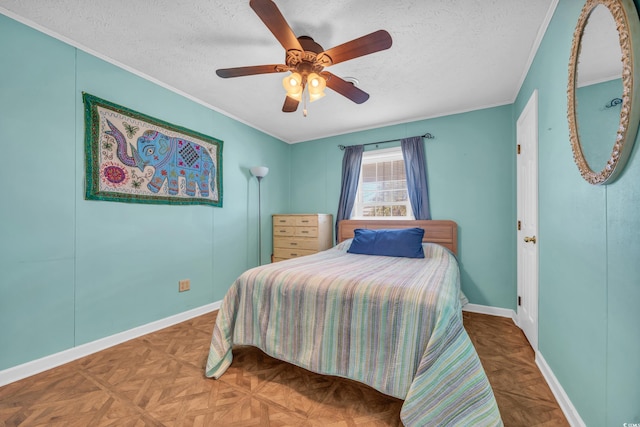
[179,279,190,292]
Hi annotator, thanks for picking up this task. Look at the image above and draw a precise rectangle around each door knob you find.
[524,236,537,244]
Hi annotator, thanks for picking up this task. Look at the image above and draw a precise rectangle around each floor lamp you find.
[250,166,269,264]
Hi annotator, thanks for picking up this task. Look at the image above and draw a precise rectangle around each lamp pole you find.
[256,175,263,264]
[250,166,269,265]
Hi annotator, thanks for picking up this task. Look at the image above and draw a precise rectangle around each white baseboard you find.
[0,301,220,387]
[462,303,517,323]
[535,352,586,427]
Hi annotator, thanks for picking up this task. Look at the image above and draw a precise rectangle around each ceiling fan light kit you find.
[216,0,392,115]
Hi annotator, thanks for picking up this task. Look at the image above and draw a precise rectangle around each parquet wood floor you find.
[0,311,569,426]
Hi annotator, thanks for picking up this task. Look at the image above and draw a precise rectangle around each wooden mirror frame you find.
[568,0,640,185]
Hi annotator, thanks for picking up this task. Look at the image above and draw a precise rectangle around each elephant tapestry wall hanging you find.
[83,93,223,207]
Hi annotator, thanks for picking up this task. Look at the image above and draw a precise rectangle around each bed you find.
[205,219,502,426]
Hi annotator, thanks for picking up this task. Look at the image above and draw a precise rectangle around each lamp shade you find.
[250,166,269,178]
[307,73,326,102]
[307,73,325,91]
[282,72,303,97]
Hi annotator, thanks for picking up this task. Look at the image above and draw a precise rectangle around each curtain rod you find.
[338,133,435,150]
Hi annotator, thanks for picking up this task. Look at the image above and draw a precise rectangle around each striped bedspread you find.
[206,241,502,426]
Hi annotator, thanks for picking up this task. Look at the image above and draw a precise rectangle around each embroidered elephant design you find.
[105,120,215,197]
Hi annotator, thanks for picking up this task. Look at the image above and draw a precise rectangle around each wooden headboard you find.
[337,219,458,255]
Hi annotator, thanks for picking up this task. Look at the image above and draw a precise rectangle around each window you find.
[351,147,414,219]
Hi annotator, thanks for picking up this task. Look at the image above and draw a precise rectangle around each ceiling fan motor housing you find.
[285,36,330,78]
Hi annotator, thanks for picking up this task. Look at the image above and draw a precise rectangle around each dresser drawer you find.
[273,237,319,251]
[295,216,318,226]
[273,226,295,236]
[273,248,315,259]
[295,226,317,237]
[273,216,296,226]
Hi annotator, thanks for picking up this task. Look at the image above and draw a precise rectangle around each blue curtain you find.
[335,145,364,242]
[401,136,431,220]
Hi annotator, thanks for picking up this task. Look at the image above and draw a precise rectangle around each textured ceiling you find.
[0,0,557,143]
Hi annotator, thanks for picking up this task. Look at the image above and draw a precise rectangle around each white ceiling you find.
[0,0,558,143]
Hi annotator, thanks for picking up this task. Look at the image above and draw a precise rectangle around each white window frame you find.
[350,146,414,220]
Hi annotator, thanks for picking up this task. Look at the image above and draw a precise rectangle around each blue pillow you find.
[347,228,425,258]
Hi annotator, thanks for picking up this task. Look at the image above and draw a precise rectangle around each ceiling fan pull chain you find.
[303,85,308,117]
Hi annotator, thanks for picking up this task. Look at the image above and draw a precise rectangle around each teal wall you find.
[0,14,290,370]
[289,106,516,309]
[515,0,640,425]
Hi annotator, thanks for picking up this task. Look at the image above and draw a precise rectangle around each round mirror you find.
[568,0,640,185]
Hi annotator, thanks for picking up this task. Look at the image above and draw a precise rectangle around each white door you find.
[516,90,539,351]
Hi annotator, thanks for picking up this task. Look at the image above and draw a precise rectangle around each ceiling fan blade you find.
[322,72,370,104]
[250,0,303,52]
[317,30,392,66]
[282,96,299,112]
[216,64,287,78]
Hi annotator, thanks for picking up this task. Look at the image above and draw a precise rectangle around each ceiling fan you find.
[216,0,393,114]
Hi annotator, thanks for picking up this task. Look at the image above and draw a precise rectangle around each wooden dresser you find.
[272,214,333,262]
